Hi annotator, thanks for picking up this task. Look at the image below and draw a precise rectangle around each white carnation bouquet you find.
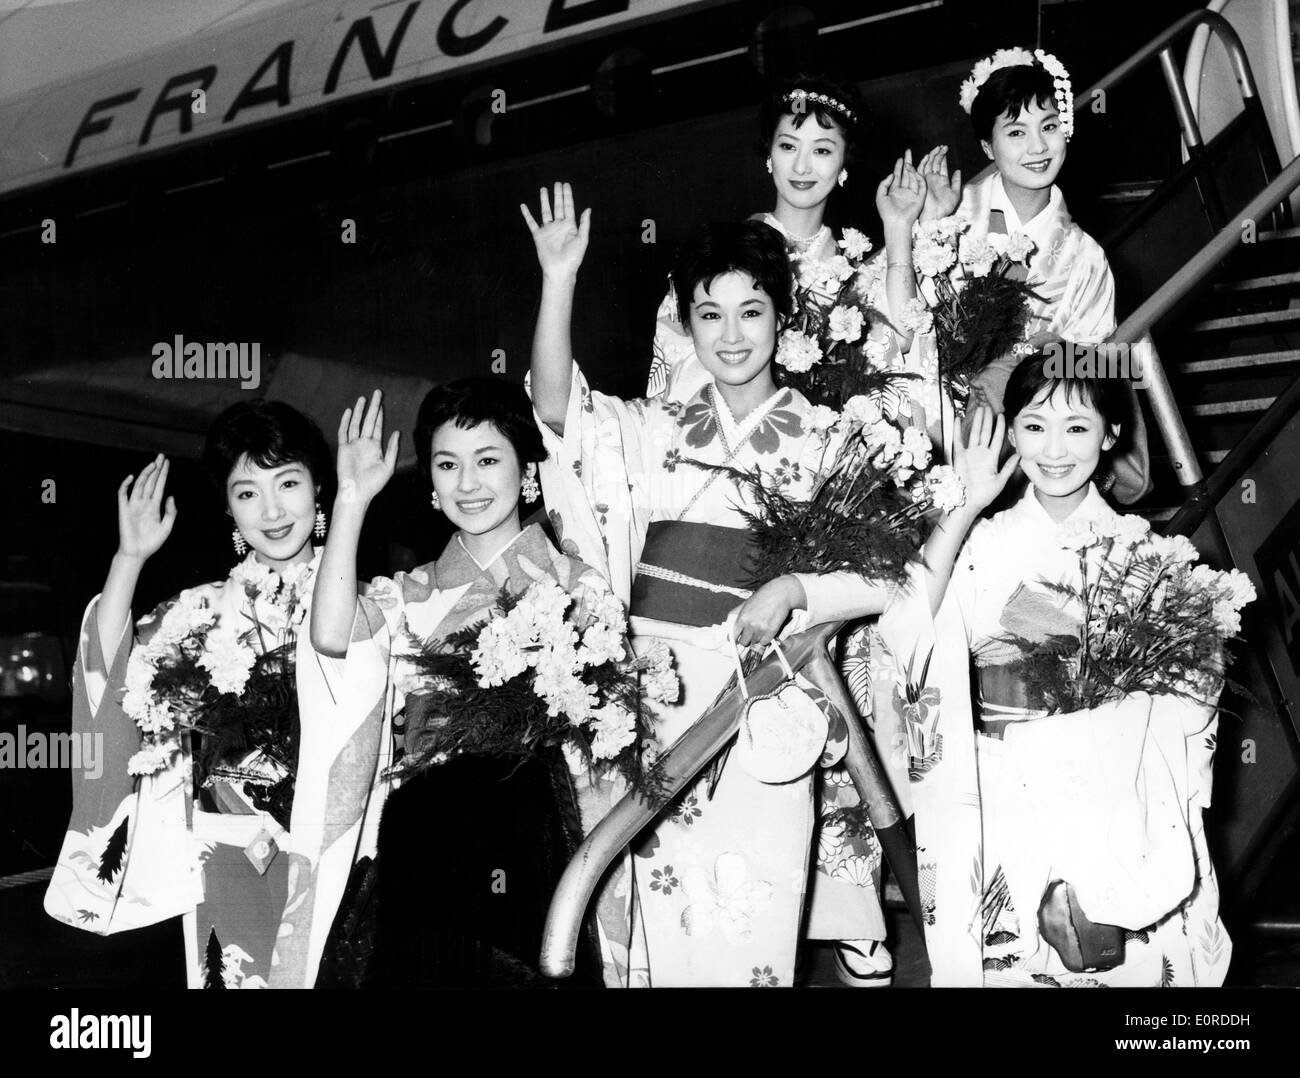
[122,555,313,828]
[776,227,913,409]
[398,576,678,800]
[1000,515,1256,712]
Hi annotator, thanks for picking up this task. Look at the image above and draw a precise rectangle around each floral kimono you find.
[876,483,1231,986]
[638,222,923,957]
[44,552,384,989]
[329,522,644,988]
[534,365,871,986]
[941,170,1150,502]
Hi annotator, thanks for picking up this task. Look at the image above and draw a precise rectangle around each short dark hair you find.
[671,219,793,328]
[758,75,862,162]
[203,400,334,501]
[1003,347,1127,435]
[969,62,1058,144]
[415,377,546,487]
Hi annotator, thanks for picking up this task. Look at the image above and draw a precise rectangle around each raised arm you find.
[915,407,1018,616]
[97,455,177,668]
[521,181,591,435]
[876,151,927,351]
[311,391,399,658]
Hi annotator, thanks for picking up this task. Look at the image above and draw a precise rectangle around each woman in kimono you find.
[646,76,929,419]
[522,179,924,986]
[876,354,1229,986]
[915,48,1150,503]
[309,379,643,987]
[43,401,376,989]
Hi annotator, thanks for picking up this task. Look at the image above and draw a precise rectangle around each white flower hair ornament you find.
[958,47,1074,139]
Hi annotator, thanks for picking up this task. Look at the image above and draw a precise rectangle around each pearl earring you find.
[521,465,540,504]
[765,156,773,174]
[430,490,441,511]
[232,529,248,556]
[314,504,327,539]
[838,168,848,187]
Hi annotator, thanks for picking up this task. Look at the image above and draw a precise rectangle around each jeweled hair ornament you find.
[783,88,857,126]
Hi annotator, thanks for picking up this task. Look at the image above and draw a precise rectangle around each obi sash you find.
[975,664,1049,739]
[630,521,756,628]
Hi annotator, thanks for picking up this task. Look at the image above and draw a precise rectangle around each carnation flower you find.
[1148,533,1199,565]
[838,228,872,260]
[128,738,181,777]
[1102,513,1152,546]
[1005,232,1036,263]
[1218,568,1257,610]
[198,630,257,696]
[828,305,865,344]
[1059,519,1096,552]
[839,395,881,428]
[775,330,823,373]
[913,236,957,278]
[807,404,840,434]
[898,297,934,335]
[959,236,997,278]
[926,466,966,512]
[900,426,932,471]
[645,665,681,704]
[589,706,637,761]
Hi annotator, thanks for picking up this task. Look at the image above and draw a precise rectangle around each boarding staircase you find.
[1145,223,1300,513]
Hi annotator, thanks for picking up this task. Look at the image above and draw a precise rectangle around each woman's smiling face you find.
[982,98,1067,207]
[1008,385,1117,519]
[429,419,524,546]
[769,113,846,213]
[226,457,318,569]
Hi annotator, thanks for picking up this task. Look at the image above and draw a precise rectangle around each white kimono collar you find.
[986,174,1069,273]
[708,382,789,453]
[1007,480,1113,535]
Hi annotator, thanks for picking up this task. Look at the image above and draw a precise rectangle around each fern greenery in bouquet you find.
[394,577,677,804]
[911,215,1042,402]
[1001,515,1256,713]
[776,227,917,410]
[723,395,967,587]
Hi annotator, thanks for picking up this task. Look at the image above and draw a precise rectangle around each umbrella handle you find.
[539,621,839,979]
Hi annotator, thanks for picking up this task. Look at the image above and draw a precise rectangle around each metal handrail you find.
[539,620,921,979]
[1109,153,1300,491]
[1074,8,1296,498]
[1081,9,1258,153]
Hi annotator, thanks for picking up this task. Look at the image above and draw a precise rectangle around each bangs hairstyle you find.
[415,377,546,487]
[970,62,1058,144]
[757,75,863,163]
[203,400,334,501]
[1003,348,1127,435]
[672,219,793,327]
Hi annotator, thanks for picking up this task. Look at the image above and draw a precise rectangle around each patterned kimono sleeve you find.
[529,363,653,606]
[271,588,392,988]
[44,596,200,935]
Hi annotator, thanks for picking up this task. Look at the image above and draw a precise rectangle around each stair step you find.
[1097,181,1159,203]
[1214,271,1300,293]
[1180,349,1300,374]
[1188,308,1300,332]
[1189,397,1275,417]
